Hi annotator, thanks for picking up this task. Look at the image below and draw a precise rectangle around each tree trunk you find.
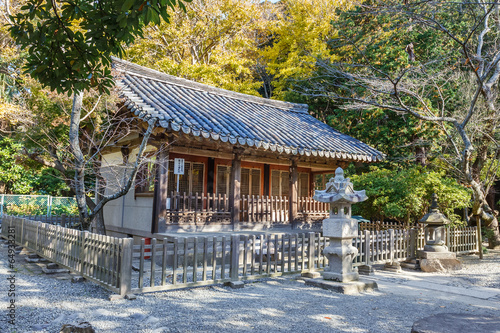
[86,196,106,235]
[69,92,90,230]
[471,180,500,249]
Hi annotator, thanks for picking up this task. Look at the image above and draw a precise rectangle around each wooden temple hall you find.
[102,58,384,237]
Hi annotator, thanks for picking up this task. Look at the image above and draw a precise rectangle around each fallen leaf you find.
[325,317,332,320]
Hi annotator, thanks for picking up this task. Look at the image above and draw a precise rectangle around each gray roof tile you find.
[112,58,384,162]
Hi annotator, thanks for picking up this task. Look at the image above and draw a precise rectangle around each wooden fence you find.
[446,227,479,254]
[1,215,479,296]
[359,221,409,232]
[0,216,125,294]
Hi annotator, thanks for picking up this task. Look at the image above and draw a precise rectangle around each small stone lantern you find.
[419,193,450,252]
[313,167,367,282]
[417,193,461,272]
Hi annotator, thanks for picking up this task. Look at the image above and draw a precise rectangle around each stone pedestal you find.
[322,217,359,282]
[417,251,461,272]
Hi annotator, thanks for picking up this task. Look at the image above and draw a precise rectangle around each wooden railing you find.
[165,192,231,224]
[165,192,329,224]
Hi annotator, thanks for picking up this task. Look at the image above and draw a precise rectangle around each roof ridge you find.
[111,57,309,114]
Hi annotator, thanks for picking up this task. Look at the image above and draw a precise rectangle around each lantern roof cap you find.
[313,167,368,203]
[419,193,451,225]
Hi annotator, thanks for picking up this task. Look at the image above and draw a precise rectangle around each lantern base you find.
[423,244,448,252]
[304,277,378,295]
[323,270,359,282]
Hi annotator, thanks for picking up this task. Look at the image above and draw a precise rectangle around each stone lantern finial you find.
[429,193,439,211]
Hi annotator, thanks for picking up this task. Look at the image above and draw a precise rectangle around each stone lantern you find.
[313,167,367,282]
[417,193,461,272]
[419,193,450,252]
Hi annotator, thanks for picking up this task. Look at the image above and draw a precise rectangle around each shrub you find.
[349,166,471,225]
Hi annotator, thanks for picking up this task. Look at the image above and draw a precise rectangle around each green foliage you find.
[50,203,79,216]
[349,166,471,225]
[4,200,78,216]
[5,202,46,215]
[0,136,70,195]
[9,0,191,94]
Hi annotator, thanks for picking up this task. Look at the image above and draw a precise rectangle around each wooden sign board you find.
[174,158,185,175]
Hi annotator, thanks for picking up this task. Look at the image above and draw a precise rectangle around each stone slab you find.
[304,278,378,295]
[411,313,500,333]
[71,276,84,283]
[226,281,245,289]
[42,267,70,275]
[358,265,374,275]
[109,294,124,301]
[417,251,457,259]
[26,257,48,263]
[400,262,419,270]
[384,262,402,273]
[301,271,321,278]
[47,262,59,269]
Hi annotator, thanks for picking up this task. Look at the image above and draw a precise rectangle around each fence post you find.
[230,234,240,281]
[445,227,451,250]
[119,238,133,296]
[389,229,395,263]
[364,230,370,265]
[20,218,25,246]
[61,214,67,228]
[79,231,88,276]
[46,195,51,217]
[477,218,483,259]
[408,228,417,260]
[299,232,321,278]
[35,222,40,253]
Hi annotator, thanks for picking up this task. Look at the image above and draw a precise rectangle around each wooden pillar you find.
[289,158,298,228]
[207,157,215,194]
[230,148,243,231]
[263,164,270,196]
[153,144,169,234]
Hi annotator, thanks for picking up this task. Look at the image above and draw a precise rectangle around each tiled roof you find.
[112,58,384,162]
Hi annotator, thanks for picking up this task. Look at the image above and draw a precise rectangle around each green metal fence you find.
[0,194,78,217]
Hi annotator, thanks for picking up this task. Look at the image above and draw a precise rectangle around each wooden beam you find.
[289,158,298,228]
[169,145,341,170]
[153,143,169,233]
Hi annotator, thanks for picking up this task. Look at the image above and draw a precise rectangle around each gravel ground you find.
[1,241,499,333]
